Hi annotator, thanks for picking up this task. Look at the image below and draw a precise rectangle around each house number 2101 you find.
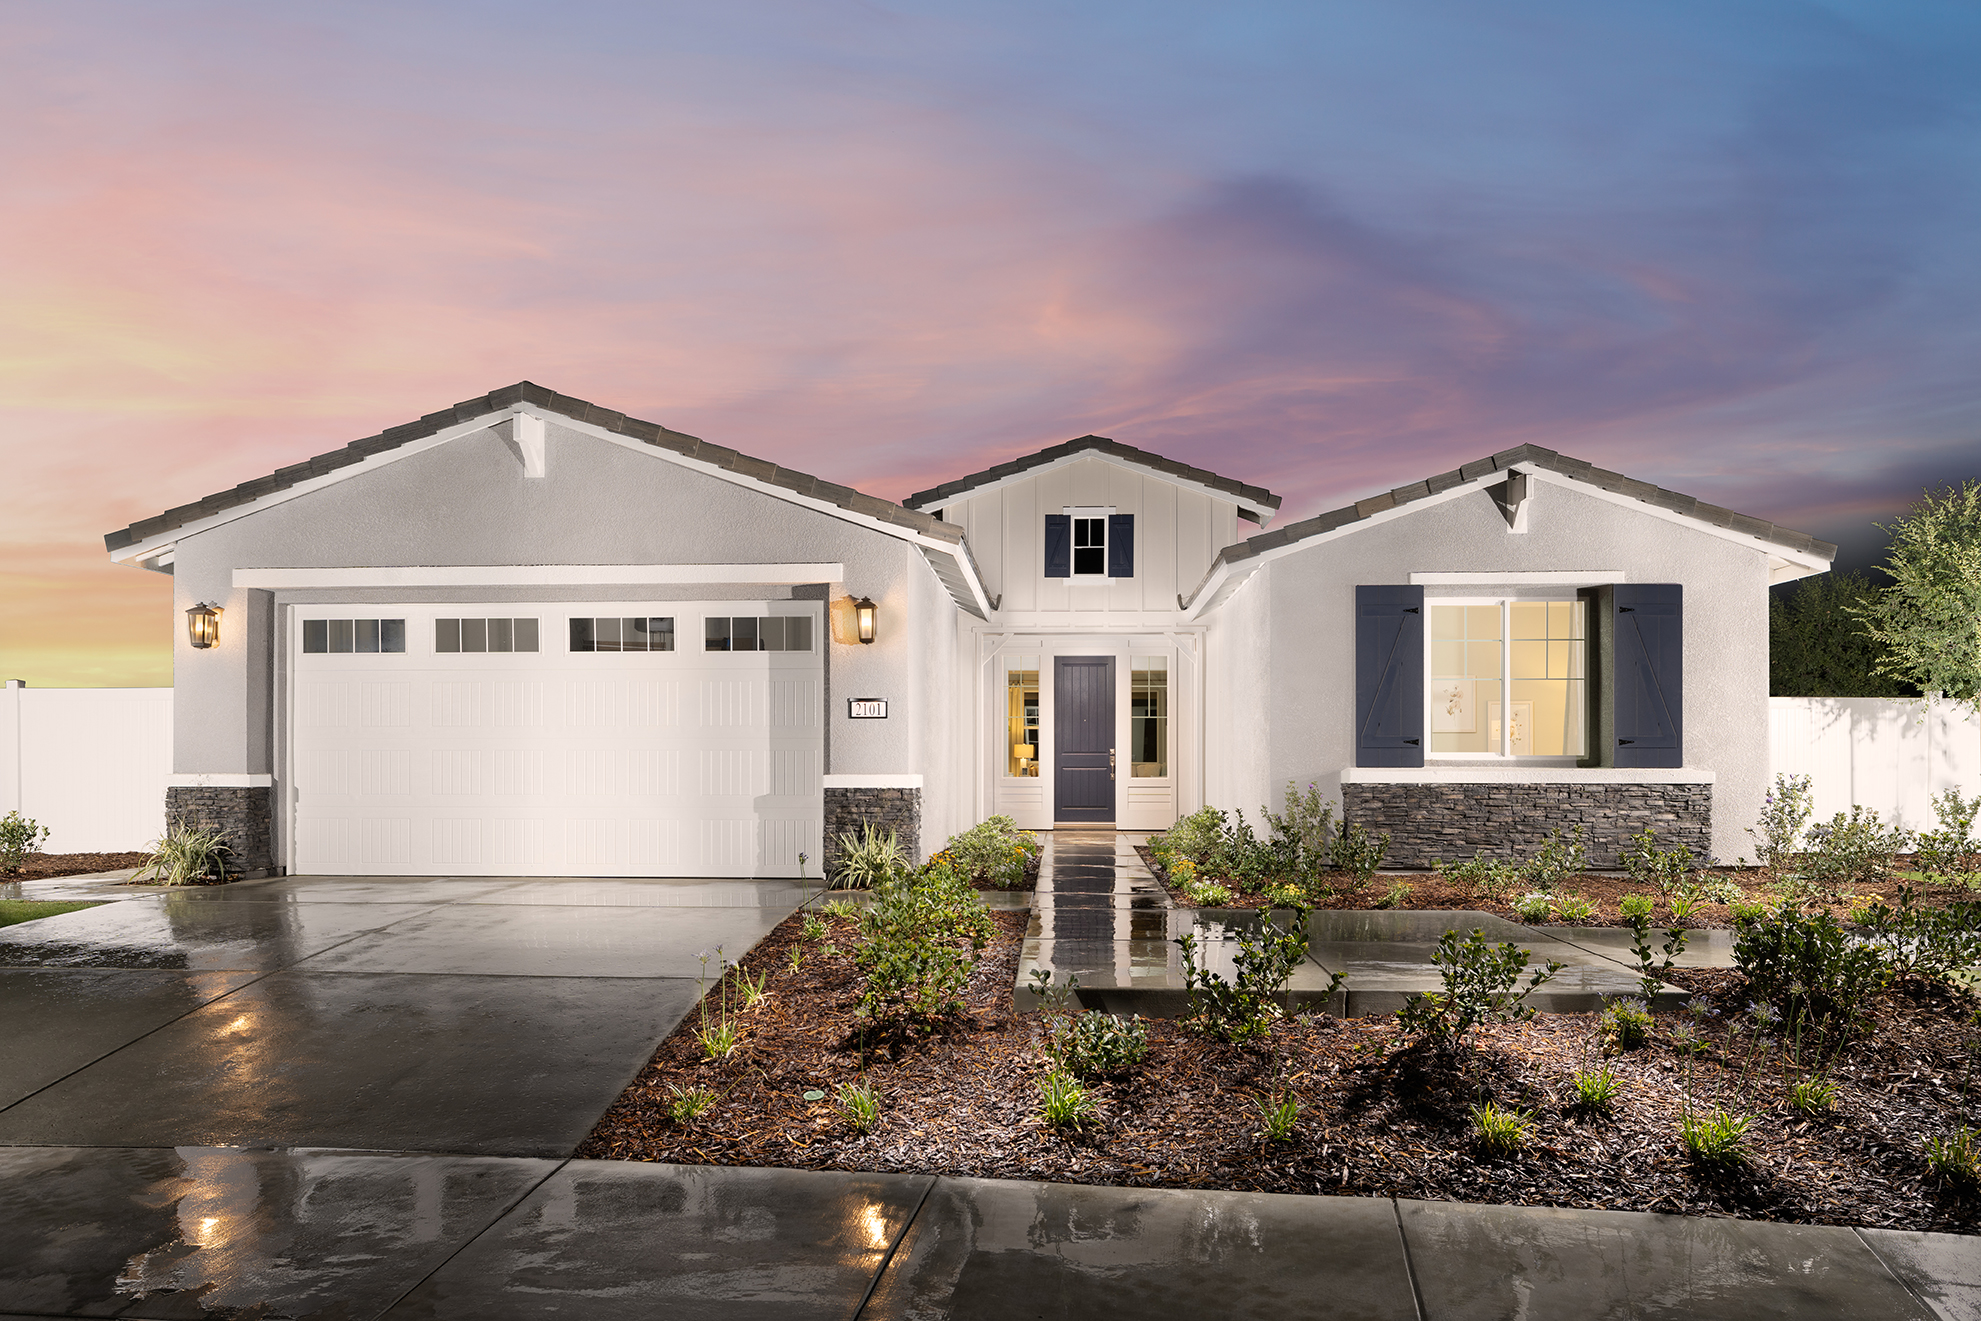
[847,698,889,719]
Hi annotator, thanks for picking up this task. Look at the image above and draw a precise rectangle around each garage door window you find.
[436,618,540,653]
[705,616,813,653]
[303,619,405,653]
[570,617,675,652]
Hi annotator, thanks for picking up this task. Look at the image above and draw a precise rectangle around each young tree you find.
[1770,572,1912,697]
[1854,479,1981,709]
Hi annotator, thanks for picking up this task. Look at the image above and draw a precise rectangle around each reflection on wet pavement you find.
[0,898,441,970]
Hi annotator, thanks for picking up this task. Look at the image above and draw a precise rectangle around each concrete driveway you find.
[0,874,808,1157]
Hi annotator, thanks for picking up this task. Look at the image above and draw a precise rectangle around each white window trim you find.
[1424,595,1588,761]
[1062,506,1115,581]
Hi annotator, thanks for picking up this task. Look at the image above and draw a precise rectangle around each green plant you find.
[940,815,1041,888]
[1623,906,1689,1001]
[1037,1069,1095,1130]
[697,1015,740,1060]
[1513,892,1553,923]
[1373,879,1412,910]
[1667,892,1701,922]
[1771,570,1914,698]
[1439,852,1523,897]
[1521,824,1589,889]
[854,862,995,1025]
[1470,1101,1534,1156]
[1924,1126,1980,1185]
[1850,477,1981,707]
[1599,997,1653,1050]
[1683,875,1743,906]
[132,819,232,885]
[1619,894,1654,922]
[1916,788,1981,881]
[1729,898,1768,925]
[824,899,861,919]
[0,811,50,875]
[1801,806,1914,897]
[1853,887,1981,982]
[1156,806,1229,870]
[1330,820,1390,881]
[1183,879,1235,907]
[1393,929,1563,1055]
[1621,825,1695,892]
[1734,901,1891,1026]
[1263,781,1337,879]
[1571,1065,1620,1111]
[1788,1075,1837,1116]
[1255,1090,1299,1142]
[836,1080,881,1133]
[665,1083,716,1124]
[786,946,804,974]
[1176,910,1335,1041]
[1552,893,1596,922]
[1669,1024,1708,1056]
[1681,1109,1752,1165]
[1747,773,1815,874]
[737,967,768,1010]
[802,914,828,941]
[1262,882,1307,909]
[1050,1011,1151,1078]
[834,822,911,888]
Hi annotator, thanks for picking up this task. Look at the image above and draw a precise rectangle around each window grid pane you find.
[1006,657,1040,777]
[1131,657,1167,777]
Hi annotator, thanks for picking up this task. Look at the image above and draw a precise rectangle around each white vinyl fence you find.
[0,683,173,854]
[1769,697,1981,832]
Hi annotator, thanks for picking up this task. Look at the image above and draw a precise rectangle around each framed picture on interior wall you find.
[1431,678,1476,733]
[1487,701,1534,756]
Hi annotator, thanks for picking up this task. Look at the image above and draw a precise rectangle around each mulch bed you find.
[3,852,150,881]
[1136,845,1977,929]
[580,906,1981,1234]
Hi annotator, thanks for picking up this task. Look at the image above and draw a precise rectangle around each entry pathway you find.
[1,1146,1972,1319]
[0,873,807,1156]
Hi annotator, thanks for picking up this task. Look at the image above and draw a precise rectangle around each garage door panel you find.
[291,602,823,878]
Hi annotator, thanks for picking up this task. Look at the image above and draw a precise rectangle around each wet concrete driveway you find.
[0,874,805,1156]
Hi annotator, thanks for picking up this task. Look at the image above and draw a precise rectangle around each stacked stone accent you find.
[1342,782,1712,870]
[823,786,922,879]
[163,786,275,878]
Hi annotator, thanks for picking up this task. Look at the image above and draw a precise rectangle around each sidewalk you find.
[2,1146,1972,1319]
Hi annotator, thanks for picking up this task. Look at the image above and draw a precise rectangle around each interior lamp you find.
[186,603,223,650]
[1013,743,1036,761]
[854,596,877,644]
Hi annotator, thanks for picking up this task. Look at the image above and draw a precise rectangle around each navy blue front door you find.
[1054,656,1115,823]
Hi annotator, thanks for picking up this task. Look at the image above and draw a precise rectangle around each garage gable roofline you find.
[903,435,1281,526]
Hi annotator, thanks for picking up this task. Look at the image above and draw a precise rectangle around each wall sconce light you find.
[186,602,223,650]
[854,596,877,644]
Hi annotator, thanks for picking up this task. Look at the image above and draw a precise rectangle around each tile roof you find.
[103,381,968,554]
[902,434,1281,520]
[1180,443,1839,609]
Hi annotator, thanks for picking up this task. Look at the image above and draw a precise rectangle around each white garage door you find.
[287,601,823,877]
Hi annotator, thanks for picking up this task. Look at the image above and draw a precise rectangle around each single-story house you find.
[106,382,1834,878]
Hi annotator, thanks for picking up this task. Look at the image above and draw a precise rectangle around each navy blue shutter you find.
[1044,515,1071,578]
[1107,514,1134,578]
[1355,586,1425,767]
[1613,583,1682,768]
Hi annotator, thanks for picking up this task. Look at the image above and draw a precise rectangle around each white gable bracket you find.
[509,414,547,478]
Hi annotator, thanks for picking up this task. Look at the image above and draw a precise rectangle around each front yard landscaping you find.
[581,868,1981,1235]
[0,899,106,928]
[0,853,149,882]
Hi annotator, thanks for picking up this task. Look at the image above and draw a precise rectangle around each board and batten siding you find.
[940,456,1241,612]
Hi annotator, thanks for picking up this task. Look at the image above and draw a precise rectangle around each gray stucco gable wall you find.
[1222,477,1770,864]
[167,421,958,793]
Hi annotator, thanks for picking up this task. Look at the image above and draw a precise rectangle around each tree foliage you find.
[1769,572,1913,697]
[1853,480,1981,709]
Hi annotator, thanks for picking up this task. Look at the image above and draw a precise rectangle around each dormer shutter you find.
[1107,514,1135,578]
[1355,585,1425,767]
[1043,515,1071,578]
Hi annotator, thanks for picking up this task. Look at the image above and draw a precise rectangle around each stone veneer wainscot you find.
[163,784,276,878]
[1340,768,1714,870]
[822,775,923,879]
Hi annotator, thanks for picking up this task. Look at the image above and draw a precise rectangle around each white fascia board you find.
[908,449,1277,527]
[1519,468,1832,575]
[1410,570,1627,585]
[168,773,275,787]
[983,610,1198,632]
[234,564,846,589]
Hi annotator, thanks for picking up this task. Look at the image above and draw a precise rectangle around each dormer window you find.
[1044,508,1134,579]
[1072,516,1107,576]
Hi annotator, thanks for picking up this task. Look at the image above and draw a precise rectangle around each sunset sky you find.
[5,1,1978,686]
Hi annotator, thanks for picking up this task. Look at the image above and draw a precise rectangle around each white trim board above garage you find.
[236,564,847,589]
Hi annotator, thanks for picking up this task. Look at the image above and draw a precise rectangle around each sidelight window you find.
[1130,657,1167,776]
[1006,657,1040,777]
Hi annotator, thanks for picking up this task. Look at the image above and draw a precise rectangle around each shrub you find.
[1221,813,1276,887]
[836,1080,881,1133]
[1176,911,1335,1041]
[1925,1126,1980,1186]
[1600,998,1653,1050]
[1682,875,1744,906]
[1393,929,1563,1055]
[1439,852,1522,897]
[855,864,995,1025]
[1801,806,1914,896]
[0,811,50,875]
[1621,826,1695,892]
[1050,1011,1150,1079]
[1372,879,1412,910]
[834,823,910,888]
[1681,1109,1752,1165]
[1037,1070,1095,1130]
[1853,887,1981,982]
[1747,773,1814,873]
[1470,1102,1534,1156]
[1729,898,1769,925]
[1521,824,1589,889]
[1158,806,1228,869]
[1262,882,1308,909]
[1330,820,1390,881]
[1513,892,1553,923]
[1619,894,1655,922]
[1263,781,1336,878]
[1623,906,1689,1001]
[1255,1090,1299,1143]
[1571,1065,1620,1111]
[1788,1076,1837,1116]
[666,1083,716,1125]
[941,815,1040,888]
[134,819,231,885]
[1915,788,1981,882]
[1184,879,1235,907]
[1733,901,1890,1026]
[1553,893,1596,922]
